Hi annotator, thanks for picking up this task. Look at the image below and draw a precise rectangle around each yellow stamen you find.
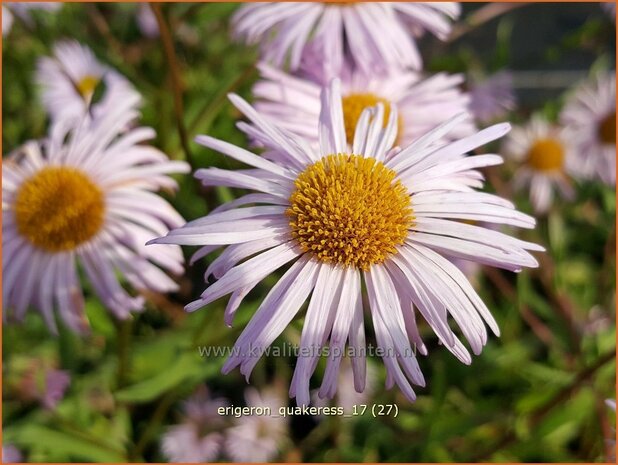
[14,166,105,252]
[76,75,100,99]
[341,93,404,145]
[599,111,616,145]
[287,154,413,271]
[526,138,564,172]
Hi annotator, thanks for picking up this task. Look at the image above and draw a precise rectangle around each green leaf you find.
[114,351,216,403]
[85,299,116,338]
[547,211,566,257]
[15,424,126,462]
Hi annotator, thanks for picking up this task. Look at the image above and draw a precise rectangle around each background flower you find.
[232,2,460,75]
[6,2,61,25]
[503,116,575,214]
[2,444,22,464]
[468,71,516,123]
[223,388,289,462]
[2,93,189,333]
[37,40,141,123]
[253,62,475,149]
[136,3,159,38]
[2,6,13,36]
[161,387,228,463]
[560,71,616,185]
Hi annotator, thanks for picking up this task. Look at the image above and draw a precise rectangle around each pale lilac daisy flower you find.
[223,388,289,462]
[137,3,159,38]
[161,387,228,463]
[2,444,22,463]
[151,79,543,405]
[560,71,616,186]
[253,62,475,150]
[468,71,516,123]
[504,116,576,214]
[2,93,189,334]
[36,40,140,124]
[232,2,461,75]
[2,6,13,36]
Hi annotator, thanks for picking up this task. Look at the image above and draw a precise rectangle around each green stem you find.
[447,2,527,43]
[116,319,132,389]
[472,349,615,461]
[58,323,78,370]
[151,3,194,168]
[188,62,257,136]
[51,413,129,460]
[129,388,179,461]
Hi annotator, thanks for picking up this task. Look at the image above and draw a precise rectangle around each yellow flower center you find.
[287,154,413,271]
[76,75,100,99]
[599,111,616,145]
[526,138,564,172]
[14,166,105,252]
[341,93,403,145]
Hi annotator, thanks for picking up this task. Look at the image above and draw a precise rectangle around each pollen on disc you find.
[14,166,105,252]
[287,153,414,271]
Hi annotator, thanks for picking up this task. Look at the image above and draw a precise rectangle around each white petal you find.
[366,266,425,386]
[195,135,294,179]
[205,235,291,280]
[319,267,361,399]
[291,263,344,405]
[185,242,302,312]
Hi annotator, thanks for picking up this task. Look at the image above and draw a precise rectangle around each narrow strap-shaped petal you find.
[185,242,302,312]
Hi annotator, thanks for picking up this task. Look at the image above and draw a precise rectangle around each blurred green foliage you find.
[2,2,616,463]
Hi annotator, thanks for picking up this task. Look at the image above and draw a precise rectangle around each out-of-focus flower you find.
[18,362,71,410]
[560,71,616,186]
[8,2,61,14]
[468,71,516,123]
[224,388,289,462]
[2,93,189,334]
[232,2,460,75]
[152,79,543,405]
[36,40,140,124]
[161,387,228,463]
[2,7,13,36]
[2,444,22,463]
[137,3,159,38]
[583,305,613,335]
[252,63,475,150]
[42,369,71,410]
[6,2,60,25]
[312,358,377,411]
[602,1,616,21]
[503,116,575,214]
